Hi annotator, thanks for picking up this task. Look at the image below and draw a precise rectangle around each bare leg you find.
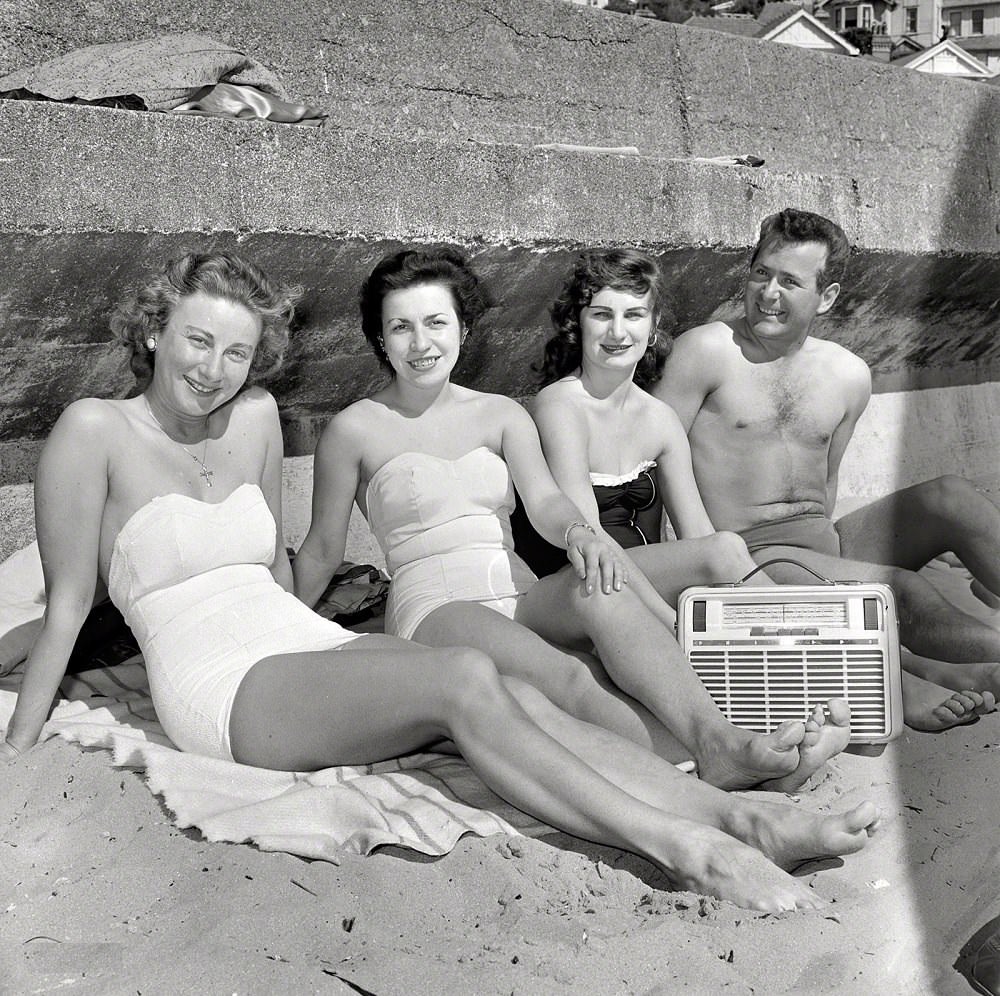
[899,648,999,715]
[229,637,838,910]
[900,671,996,732]
[633,534,997,731]
[754,544,1000,666]
[413,601,691,762]
[971,579,1000,610]
[836,476,1000,600]
[503,677,879,870]
[761,700,852,792]
[512,572,851,792]
[627,530,773,607]
[418,596,808,791]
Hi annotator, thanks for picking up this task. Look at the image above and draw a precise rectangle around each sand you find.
[2,479,999,994]
[2,721,998,994]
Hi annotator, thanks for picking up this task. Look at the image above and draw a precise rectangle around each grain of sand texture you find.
[2,480,999,995]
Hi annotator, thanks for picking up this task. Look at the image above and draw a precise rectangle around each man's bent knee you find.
[915,475,978,519]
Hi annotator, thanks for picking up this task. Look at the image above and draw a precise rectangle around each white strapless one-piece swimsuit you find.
[108,483,359,760]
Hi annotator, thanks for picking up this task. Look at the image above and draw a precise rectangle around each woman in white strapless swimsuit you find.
[3,250,878,913]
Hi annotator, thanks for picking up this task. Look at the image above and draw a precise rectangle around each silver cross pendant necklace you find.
[143,395,215,487]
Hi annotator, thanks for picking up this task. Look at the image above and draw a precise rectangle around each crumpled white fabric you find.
[0,661,547,861]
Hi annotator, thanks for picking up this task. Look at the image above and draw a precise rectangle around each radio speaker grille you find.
[689,645,890,737]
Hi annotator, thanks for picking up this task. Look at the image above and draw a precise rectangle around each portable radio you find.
[676,560,904,744]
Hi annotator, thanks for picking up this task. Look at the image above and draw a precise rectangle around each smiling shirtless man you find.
[654,207,1000,730]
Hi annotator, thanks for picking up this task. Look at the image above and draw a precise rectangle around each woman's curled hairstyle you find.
[360,246,491,372]
[538,248,669,391]
[111,250,302,388]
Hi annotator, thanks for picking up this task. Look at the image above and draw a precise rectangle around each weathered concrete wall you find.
[4,0,1000,194]
[1,0,998,487]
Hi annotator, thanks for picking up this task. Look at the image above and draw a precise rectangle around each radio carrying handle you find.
[738,558,836,586]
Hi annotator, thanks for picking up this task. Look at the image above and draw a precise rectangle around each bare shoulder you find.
[535,376,580,403]
[632,385,687,449]
[661,321,739,387]
[228,385,280,428]
[315,398,374,459]
[49,397,124,451]
[655,322,737,406]
[37,398,122,492]
[463,391,534,450]
[235,384,279,414]
[473,388,527,421]
[672,320,739,359]
[533,377,585,418]
[809,338,871,385]
[635,384,684,425]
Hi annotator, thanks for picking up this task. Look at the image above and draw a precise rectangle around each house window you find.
[860,4,873,26]
[949,10,962,35]
[842,5,858,28]
[972,8,984,33]
[905,5,918,31]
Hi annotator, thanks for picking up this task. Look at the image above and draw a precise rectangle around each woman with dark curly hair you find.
[294,246,862,800]
[522,248,768,611]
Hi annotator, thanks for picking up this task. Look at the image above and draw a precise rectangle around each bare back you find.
[654,322,871,533]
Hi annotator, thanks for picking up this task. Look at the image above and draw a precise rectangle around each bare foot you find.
[902,652,1000,702]
[697,720,805,791]
[658,820,827,912]
[902,671,996,731]
[761,699,852,793]
[726,797,880,871]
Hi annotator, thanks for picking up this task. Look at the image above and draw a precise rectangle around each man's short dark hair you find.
[751,208,850,290]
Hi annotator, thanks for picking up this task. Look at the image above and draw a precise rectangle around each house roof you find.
[814,0,898,9]
[759,6,861,50]
[895,37,995,75]
[956,34,1000,51]
[890,36,924,58]
[756,1,805,28]
[685,13,761,36]
[685,2,860,52]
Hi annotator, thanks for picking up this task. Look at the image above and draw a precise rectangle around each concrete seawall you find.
[1,0,998,495]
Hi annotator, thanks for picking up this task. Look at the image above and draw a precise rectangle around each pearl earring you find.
[146,337,157,352]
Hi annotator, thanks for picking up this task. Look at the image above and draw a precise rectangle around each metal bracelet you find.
[563,521,596,550]
[4,738,22,757]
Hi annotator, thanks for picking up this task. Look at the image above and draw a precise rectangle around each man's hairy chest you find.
[703,366,844,446]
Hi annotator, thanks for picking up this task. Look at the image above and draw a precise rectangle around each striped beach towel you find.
[0,661,548,862]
